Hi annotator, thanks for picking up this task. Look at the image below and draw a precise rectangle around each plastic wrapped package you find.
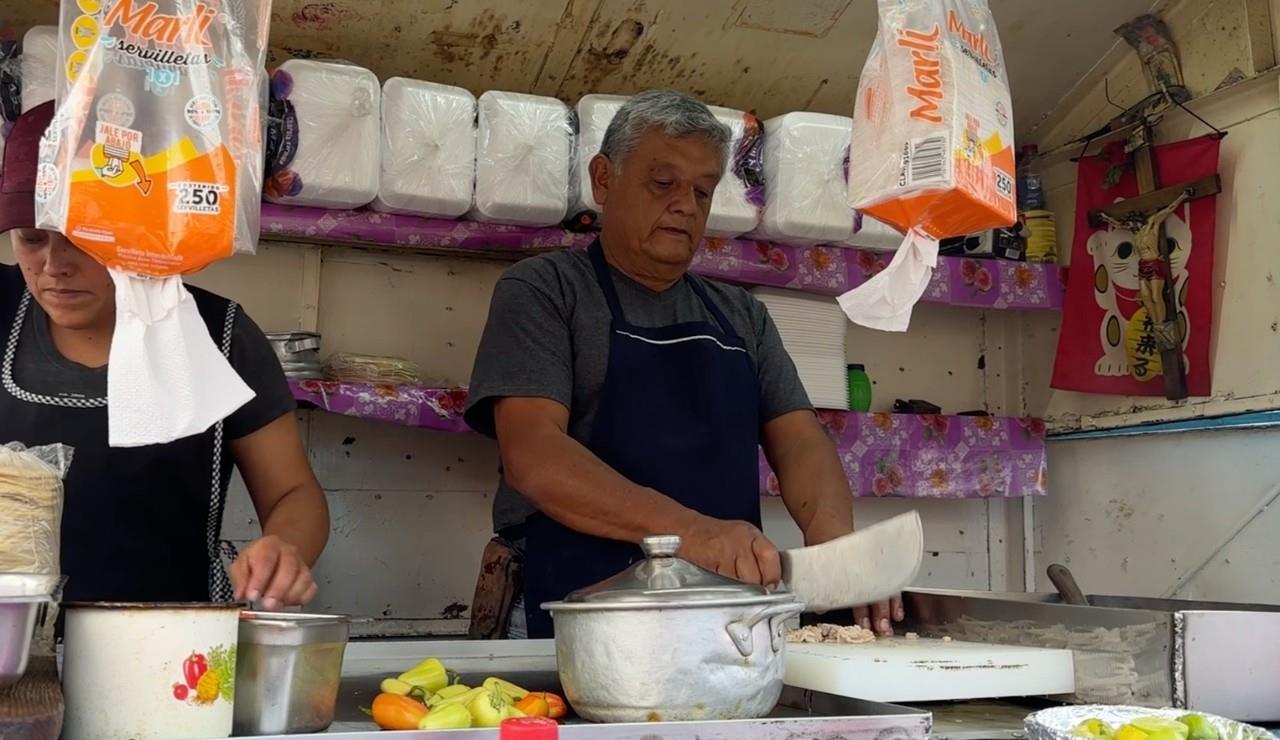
[19,26,57,114]
[848,0,1015,236]
[0,442,73,576]
[472,90,573,227]
[36,0,270,271]
[839,0,1015,331]
[371,77,475,219]
[264,59,381,209]
[569,93,627,226]
[34,0,269,447]
[756,112,856,245]
[705,105,764,238]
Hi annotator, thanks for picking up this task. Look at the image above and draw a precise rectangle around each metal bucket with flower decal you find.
[62,602,241,740]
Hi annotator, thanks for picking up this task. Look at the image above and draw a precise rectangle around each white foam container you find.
[372,77,475,219]
[472,91,572,227]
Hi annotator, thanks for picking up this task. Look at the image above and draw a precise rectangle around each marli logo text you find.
[896,25,942,124]
[104,0,217,47]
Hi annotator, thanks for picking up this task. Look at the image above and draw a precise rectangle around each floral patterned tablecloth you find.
[759,411,1048,499]
[290,379,472,434]
[290,380,1048,499]
[260,205,1064,311]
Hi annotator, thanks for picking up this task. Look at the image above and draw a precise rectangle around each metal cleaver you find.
[780,510,924,612]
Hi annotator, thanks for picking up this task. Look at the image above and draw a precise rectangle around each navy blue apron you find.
[522,241,763,638]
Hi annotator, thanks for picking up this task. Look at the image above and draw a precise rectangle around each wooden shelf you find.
[290,380,1048,499]
[261,204,1065,312]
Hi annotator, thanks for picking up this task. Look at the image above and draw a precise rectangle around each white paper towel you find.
[20,26,58,114]
[756,112,855,245]
[472,91,572,227]
[264,59,381,209]
[837,229,938,332]
[372,77,475,219]
[106,271,255,448]
[570,93,628,223]
[706,105,763,238]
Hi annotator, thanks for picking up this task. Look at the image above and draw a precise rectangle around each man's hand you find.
[677,516,782,587]
[230,535,318,610]
[855,595,905,637]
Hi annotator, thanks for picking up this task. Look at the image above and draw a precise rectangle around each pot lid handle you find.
[640,535,681,558]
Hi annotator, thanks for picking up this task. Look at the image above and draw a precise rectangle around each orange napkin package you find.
[848,0,1016,238]
[35,0,270,277]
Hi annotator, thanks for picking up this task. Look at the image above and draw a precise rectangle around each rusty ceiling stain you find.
[6,0,1168,133]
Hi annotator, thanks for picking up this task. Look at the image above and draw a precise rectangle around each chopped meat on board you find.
[785,623,876,644]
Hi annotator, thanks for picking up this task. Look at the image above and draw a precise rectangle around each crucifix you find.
[1087,121,1221,400]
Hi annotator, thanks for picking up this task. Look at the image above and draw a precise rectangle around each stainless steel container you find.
[264,332,323,380]
[233,612,350,736]
[543,535,804,723]
[0,595,48,688]
[0,574,63,689]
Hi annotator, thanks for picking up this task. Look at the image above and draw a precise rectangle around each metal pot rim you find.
[64,601,243,611]
[542,592,799,612]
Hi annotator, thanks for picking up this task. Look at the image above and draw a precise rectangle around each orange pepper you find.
[514,694,550,718]
[371,692,429,731]
[527,692,567,720]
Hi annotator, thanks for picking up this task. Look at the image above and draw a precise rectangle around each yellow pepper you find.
[418,703,474,730]
[433,686,487,710]
[380,678,414,696]
[467,688,510,728]
[397,658,449,694]
[483,676,528,701]
[428,684,473,706]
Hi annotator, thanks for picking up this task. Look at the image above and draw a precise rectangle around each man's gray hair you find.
[599,90,732,171]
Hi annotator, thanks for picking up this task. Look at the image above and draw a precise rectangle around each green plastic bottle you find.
[847,364,872,412]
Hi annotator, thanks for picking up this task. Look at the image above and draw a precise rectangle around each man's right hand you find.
[677,516,782,588]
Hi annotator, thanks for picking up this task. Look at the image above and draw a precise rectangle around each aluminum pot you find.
[62,602,241,740]
[543,535,805,723]
[232,611,350,736]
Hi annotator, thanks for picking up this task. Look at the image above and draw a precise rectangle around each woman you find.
[1,101,329,609]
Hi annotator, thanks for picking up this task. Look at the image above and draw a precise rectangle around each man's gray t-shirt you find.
[463,248,812,533]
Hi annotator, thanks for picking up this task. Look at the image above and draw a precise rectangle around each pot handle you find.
[726,602,806,657]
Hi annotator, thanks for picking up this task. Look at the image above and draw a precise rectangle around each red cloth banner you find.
[1052,135,1220,396]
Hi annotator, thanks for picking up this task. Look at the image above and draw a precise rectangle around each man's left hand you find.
[230,535,319,610]
[855,596,905,637]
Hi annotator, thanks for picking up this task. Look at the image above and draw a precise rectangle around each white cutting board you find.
[784,637,1076,702]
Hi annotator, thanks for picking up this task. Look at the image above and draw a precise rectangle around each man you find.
[465,90,903,639]
[1,101,329,610]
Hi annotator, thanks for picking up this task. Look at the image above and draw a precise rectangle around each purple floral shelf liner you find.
[761,411,1048,499]
[289,380,1048,499]
[261,204,1065,311]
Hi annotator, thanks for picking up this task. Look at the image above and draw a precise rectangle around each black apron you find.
[522,241,763,637]
[0,283,239,605]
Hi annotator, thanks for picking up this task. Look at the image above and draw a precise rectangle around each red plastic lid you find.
[500,717,559,739]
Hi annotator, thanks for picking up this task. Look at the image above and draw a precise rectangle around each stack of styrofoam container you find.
[569,93,628,224]
[706,105,763,238]
[751,287,849,410]
[472,91,573,227]
[372,78,476,219]
[756,112,857,245]
[263,59,382,209]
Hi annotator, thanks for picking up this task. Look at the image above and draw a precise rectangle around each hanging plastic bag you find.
[841,0,1016,331]
[35,0,269,276]
[31,1,270,446]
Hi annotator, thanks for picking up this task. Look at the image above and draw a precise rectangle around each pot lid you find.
[563,534,776,605]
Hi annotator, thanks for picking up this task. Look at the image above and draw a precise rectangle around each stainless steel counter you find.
[903,589,1280,722]
[244,638,933,739]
